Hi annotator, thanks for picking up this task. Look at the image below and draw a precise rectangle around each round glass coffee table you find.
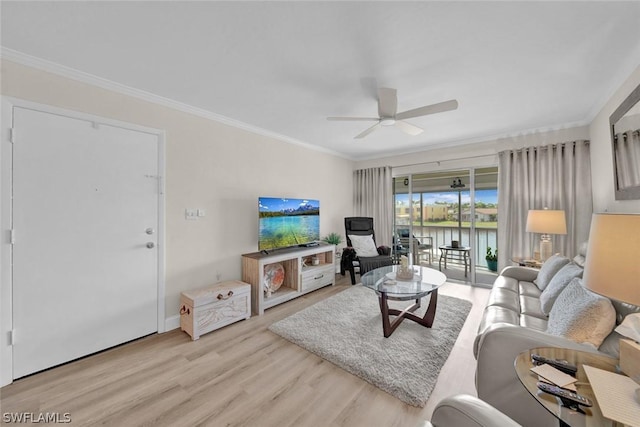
[361,265,447,337]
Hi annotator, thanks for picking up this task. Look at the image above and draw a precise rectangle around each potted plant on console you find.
[322,232,342,255]
[486,247,498,272]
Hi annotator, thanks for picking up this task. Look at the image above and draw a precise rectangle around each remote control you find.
[537,382,592,408]
[531,354,578,376]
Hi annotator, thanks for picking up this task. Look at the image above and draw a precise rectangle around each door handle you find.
[146,242,155,249]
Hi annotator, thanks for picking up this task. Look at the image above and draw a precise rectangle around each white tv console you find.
[241,243,336,315]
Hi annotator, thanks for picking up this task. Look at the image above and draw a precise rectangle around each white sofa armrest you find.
[498,266,539,283]
[422,394,521,427]
[475,324,601,427]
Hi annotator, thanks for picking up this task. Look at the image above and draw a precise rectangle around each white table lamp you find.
[582,213,640,306]
[526,209,567,261]
[583,213,640,397]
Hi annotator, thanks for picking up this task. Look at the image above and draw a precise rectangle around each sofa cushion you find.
[546,278,616,348]
[539,262,584,315]
[611,300,640,325]
[487,288,520,311]
[492,275,519,293]
[519,281,542,298]
[348,234,378,257]
[598,330,625,358]
[520,295,547,319]
[519,314,548,331]
[477,306,520,336]
[533,254,570,290]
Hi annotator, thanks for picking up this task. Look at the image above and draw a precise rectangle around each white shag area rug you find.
[268,285,472,407]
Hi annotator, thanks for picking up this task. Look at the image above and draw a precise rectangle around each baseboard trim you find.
[164,315,180,332]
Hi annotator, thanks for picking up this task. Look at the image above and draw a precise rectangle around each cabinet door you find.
[301,265,334,291]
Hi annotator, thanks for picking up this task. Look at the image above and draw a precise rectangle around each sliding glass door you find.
[393,167,498,285]
[473,168,499,285]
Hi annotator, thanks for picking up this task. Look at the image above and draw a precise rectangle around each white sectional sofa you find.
[423,394,520,427]
[473,249,640,427]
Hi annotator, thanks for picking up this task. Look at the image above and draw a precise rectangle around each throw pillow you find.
[546,278,616,348]
[348,234,379,257]
[598,330,625,358]
[533,254,570,290]
[539,263,583,315]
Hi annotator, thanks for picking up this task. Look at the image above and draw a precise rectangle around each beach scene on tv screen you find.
[259,197,320,250]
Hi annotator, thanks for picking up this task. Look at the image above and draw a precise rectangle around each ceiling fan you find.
[327,88,458,139]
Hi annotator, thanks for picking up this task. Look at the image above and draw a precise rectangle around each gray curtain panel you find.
[614,130,640,189]
[353,166,393,247]
[497,141,592,270]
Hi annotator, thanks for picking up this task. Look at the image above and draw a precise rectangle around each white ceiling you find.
[2,1,640,160]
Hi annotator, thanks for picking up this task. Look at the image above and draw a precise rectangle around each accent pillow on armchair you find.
[348,234,379,257]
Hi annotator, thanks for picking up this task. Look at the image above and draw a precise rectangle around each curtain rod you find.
[395,152,497,169]
[394,139,590,169]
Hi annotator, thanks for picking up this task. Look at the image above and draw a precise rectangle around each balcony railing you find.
[394,224,497,269]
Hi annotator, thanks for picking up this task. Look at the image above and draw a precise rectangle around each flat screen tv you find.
[258,197,320,251]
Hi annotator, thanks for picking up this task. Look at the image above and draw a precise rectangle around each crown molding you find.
[0,47,350,160]
[355,119,591,162]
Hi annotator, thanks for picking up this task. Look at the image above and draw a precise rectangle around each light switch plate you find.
[185,208,197,220]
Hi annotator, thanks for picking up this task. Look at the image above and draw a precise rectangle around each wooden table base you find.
[377,290,438,338]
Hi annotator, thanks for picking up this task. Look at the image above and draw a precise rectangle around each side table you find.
[438,245,471,277]
[514,347,619,427]
[511,257,543,269]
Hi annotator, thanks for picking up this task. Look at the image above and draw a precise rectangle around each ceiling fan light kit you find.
[327,88,458,139]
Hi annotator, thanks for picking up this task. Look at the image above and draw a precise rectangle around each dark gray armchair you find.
[341,217,393,285]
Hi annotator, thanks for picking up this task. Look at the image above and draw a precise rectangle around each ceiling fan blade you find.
[355,122,381,139]
[395,99,458,120]
[377,88,397,118]
[327,117,380,121]
[394,120,424,136]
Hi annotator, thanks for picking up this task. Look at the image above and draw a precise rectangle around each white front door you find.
[12,106,160,378]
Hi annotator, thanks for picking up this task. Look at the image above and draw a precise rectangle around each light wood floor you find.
[0,274,490,427]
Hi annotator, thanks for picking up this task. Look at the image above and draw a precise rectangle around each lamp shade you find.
[525,210,567,235]
[583,214,640,306]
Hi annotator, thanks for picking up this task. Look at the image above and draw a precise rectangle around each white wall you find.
[589,64,640,214]
[0,60,354,323]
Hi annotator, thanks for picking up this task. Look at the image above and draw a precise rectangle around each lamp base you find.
[540,239,553,262]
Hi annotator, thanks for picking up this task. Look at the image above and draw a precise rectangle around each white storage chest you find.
[180,280,251,340]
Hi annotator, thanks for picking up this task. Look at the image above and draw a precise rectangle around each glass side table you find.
[511,257,543,269]
[514,347,619,427]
